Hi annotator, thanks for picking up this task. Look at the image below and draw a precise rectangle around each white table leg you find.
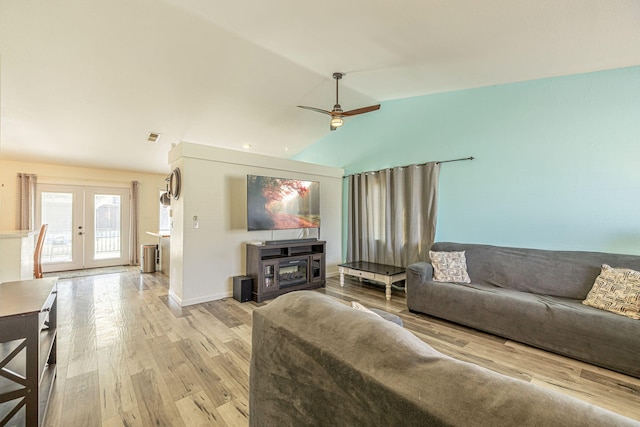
[383,277,392,300]
[339,267,345,287]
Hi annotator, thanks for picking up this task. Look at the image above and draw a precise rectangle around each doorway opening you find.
[37,184,131,272]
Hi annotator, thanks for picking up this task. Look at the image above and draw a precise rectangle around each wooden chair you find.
[34,224,48,279]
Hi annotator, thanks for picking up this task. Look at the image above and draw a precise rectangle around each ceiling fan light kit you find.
[298,72,380,131]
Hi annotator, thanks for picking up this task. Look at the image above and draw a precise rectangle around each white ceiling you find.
[1,0,639,174]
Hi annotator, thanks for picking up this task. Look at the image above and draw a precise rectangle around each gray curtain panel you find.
[129,180,140,265]
[347,162,439,267]
[16,173,38,231]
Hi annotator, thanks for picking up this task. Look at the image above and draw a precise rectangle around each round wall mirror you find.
[168,167,181,200]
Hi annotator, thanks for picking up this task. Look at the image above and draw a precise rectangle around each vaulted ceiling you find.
[1,0,639,174]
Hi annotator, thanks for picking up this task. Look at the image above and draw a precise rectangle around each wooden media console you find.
[246,240,326,302]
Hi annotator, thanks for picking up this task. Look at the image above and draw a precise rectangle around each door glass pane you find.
[41,192,73,263]
[94,194,121,260]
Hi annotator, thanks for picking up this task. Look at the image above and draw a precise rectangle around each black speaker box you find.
[233,276,253,303]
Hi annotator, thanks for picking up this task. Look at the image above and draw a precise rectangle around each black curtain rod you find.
[344,156,474,178]
[436,156,474,164]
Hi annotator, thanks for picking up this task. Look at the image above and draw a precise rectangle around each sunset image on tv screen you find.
[247,175,320,231]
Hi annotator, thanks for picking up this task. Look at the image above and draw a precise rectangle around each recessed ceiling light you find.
[243,144,252,149]
[284,147,289,151]
[147,132,161,143]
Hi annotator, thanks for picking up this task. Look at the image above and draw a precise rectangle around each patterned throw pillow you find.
[351,301,383,318]
[582,264,640,320]
[429,250,471,283]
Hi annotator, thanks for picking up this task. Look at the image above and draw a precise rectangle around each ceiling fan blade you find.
[298,105,332,115]
[342,104,381,116]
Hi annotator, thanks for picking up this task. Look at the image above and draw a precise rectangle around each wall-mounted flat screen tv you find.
[247,175,320,231]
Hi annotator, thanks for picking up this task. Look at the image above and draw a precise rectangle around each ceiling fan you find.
[298,72,380,131]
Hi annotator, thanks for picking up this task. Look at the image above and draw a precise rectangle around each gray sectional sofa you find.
[249,291,640,426]
[406,242,640,378]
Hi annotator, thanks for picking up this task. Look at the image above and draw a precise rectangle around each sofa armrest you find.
[407,262,433,285]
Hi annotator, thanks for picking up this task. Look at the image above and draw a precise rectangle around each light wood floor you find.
[43,268,640,426]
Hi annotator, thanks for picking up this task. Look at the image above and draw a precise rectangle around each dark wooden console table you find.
[0,278,58,426]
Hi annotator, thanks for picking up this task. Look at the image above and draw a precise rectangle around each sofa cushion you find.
[351,301,404,326]
[429,250,471,283]
[369,308,404,326]
[583,264,640,320]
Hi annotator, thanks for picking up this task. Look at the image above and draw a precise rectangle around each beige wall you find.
[0,159,167,250]
[168,143,344,306]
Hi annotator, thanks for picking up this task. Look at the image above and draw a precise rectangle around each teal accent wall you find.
[293,66,640,257]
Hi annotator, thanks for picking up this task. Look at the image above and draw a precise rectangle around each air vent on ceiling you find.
[147,132,161,143]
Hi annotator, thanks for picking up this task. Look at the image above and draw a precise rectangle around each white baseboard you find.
[169,289,233,307]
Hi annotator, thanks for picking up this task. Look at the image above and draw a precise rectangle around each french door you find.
[36,184,131,272]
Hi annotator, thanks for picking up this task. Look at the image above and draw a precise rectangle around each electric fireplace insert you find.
[278,258,308,288]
